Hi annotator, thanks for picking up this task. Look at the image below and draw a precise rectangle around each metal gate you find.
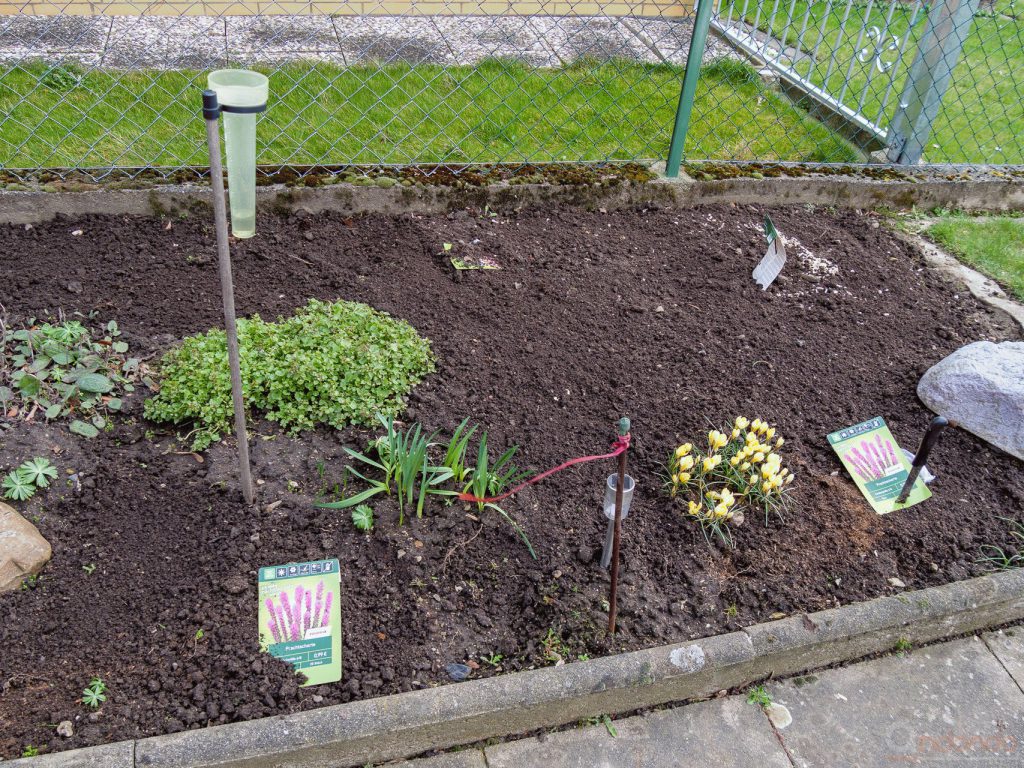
[708,0,982,164]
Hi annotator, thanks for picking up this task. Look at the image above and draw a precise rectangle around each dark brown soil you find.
[1,203,1022,758]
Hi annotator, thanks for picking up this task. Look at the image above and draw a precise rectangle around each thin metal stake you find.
[607,417,630,635]
[204,103,255,506]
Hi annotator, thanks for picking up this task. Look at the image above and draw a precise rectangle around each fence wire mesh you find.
[0,0,1022,180]
[0,0,705,180]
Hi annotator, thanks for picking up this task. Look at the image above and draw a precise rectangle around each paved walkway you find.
[0,12,736,70]
[395,628,1024,767]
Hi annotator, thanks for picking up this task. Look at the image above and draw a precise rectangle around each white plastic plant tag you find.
[752,216,787,290]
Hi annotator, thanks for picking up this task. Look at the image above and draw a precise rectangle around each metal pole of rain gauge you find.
[203,88,255,505]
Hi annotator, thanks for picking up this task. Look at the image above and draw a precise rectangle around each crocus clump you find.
[666,416,794,546]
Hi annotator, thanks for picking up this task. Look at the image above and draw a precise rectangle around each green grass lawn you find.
[927,215,1024,299]
[0,57,855,172]
[719,0,1024,164]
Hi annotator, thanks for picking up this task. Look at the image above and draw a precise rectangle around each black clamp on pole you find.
[202,89,221,121]
[202,89,267,120]
[202,89,268,120]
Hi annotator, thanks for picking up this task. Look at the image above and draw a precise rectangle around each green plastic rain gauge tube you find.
[206,69,268,238]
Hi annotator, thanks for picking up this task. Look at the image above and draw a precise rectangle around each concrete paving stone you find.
[0,15,111,50]
[0,50,102,66]
[767,635,1024,768]
[623,17,692,64]
[449,14,560,65]
[555,16,648,62]
[334,15,454,65]
[228,49,348,66]
[484,696,791,768]
[385,748,487,768]
[984,627,1024,692]
[103,16,226,69]
[226,15,340,54]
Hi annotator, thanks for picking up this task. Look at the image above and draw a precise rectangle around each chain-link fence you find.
[0,0,1022,180]
[0,0,709,180]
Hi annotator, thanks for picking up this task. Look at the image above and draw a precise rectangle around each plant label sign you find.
[753,216,787,290]
[450,255,501,271]
[828,417,931,514]
[444,241,500,271]
[258,558,341,686]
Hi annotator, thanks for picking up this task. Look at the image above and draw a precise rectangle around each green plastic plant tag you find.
[450,255,501,270]
[753,215,787,289]
[258,558,341,686]
[828,417,931,515]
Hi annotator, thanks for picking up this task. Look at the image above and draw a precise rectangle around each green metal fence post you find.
[664,0,716,177]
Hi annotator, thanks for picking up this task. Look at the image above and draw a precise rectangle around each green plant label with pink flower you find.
[828,417,931,514]
[258,559,341,686]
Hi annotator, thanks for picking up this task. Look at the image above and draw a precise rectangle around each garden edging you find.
[17,567,1024,768]
[2,170,1024,227]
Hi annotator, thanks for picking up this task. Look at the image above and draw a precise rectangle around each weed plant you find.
[1,315,138,438]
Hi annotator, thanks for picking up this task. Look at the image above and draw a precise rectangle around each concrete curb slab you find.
[13,741,134,768]
[13,568,1024,767]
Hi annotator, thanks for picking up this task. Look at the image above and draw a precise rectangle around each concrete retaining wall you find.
[2,173,1023,227]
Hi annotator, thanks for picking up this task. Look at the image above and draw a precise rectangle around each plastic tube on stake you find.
[600,473,635,569]
[207,69,268,239]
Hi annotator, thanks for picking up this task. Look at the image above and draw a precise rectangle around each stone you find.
[57,720,74,738]
[917,341,1024,460]
[446,663,472,682]
[0,501,52,593]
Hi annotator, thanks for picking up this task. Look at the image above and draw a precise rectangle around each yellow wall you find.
[3,0,693,16]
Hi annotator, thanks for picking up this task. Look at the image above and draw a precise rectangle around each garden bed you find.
[1,202,1022,759]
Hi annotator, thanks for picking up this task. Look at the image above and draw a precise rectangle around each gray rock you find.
[917,341,1024,460]
[57,719,74,738]
[0,502,52,593]
[446,663,472,682]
